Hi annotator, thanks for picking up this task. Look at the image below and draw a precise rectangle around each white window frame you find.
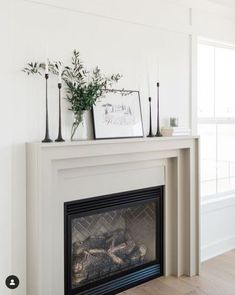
[198,39,235,200]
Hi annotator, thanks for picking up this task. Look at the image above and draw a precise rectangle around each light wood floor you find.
[119,250,235,295]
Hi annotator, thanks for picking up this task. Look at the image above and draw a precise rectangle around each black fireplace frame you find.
[64,186,164,295]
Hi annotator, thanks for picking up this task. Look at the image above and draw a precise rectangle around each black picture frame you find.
[92,89,144,140]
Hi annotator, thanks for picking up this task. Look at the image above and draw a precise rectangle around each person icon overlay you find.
[9,279,16,286]
[5,275,19,289]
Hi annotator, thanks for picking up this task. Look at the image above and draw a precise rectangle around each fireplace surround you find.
[64,186,163,295]
[27,136,199,295]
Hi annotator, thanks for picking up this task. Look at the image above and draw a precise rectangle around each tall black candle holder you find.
[147,97,154,137]
[155,82,162,137]
[42,73,52,143]
[55,83,65,142]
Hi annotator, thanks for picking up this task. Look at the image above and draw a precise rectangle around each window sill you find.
[201,193,235,213]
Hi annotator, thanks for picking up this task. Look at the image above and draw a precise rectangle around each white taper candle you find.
[45,59,49,74]
[58,68,62,84]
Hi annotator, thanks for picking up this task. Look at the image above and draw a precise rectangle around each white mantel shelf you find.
[27,136,200,295]
[29,136,199,160]
[31,135,199,147]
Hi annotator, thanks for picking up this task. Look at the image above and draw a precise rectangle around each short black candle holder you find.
[42,73,52,143]
[155,82,162,137]
[147,97,154,137]
[55,83,65,142]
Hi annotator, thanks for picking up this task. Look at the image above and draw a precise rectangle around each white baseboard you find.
[201,235,235,262]
[201,194,235,262]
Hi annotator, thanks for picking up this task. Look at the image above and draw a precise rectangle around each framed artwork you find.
[92,89,144,139]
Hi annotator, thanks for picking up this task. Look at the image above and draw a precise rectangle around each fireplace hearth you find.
[64,186,163,295]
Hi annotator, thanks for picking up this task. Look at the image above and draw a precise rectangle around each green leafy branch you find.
[60,50,122,139]
[22,60,62,76]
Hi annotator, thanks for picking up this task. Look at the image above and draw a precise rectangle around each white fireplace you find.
[27,136,200,295]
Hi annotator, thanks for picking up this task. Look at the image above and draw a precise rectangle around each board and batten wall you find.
[1,0,235,294]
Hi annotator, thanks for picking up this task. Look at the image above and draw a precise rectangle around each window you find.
[198,41,235,198]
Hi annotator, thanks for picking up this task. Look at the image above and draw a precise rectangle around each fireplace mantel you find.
[27,136,200,295]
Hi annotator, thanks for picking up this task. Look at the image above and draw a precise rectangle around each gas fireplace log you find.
[87,248,124,265]
[72,229,148,287]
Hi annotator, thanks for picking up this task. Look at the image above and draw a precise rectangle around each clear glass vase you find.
[70,110,93,141]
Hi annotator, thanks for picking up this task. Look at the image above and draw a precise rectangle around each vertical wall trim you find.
[189,8,198,134]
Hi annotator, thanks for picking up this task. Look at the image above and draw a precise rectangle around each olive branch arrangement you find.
[23,50,122,140]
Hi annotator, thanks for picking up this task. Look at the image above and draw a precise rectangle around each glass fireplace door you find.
[64,186,163,295]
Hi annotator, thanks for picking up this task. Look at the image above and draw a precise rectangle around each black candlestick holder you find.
[55,83,65,142]
[42,73,52,143]
[155,82,162,137]
[147,97,154,137]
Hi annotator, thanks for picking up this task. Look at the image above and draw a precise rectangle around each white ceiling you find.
[161,0,235,10]
[207,0,235,9]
